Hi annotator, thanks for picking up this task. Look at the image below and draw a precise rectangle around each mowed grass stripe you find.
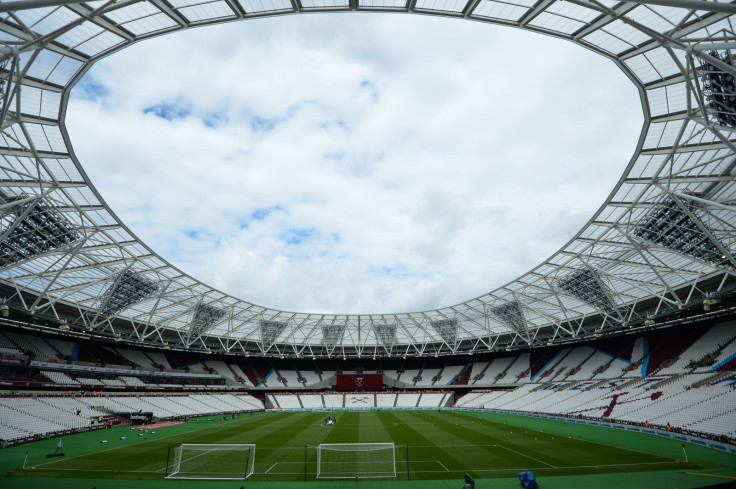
[453,411,679,466]
[9,410,715,483]
[449,411,699,475]
[416,411,560,469]
[378,411,503,479]
[437,410,594,468]
[255,412,332,479]
[411,411,683,475]
[358,411,395,444]
[399,411,552,474]
[321,411,354,445]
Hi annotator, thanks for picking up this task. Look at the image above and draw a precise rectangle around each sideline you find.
[685,472,736,480]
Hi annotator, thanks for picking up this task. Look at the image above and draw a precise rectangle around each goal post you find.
[165,444,255,480]
[316,443,396,479]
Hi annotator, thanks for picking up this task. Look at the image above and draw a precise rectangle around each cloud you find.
[66,13,643,315]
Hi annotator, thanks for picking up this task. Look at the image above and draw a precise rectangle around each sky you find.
[66,13,643,316]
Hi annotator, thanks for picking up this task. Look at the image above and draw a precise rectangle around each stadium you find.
[0,0,735,488]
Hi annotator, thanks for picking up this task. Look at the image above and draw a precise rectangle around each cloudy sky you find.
[66,13,642,316]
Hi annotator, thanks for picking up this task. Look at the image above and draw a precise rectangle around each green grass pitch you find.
[1,410,735,488]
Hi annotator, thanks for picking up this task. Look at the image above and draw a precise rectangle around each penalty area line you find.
[261,461,675,477]
[24,467,160,474]
[495,444,557,468]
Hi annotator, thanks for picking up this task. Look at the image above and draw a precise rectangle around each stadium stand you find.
[658,322,736,375]
[452,364,473,385]
[396,392,421,407]
[45,338,76,360]
[323,393,343,408]
[437,364,464,386]
[119,376,146,387]
[40,370,77,385]
[1,317,735,447]
[417,392,450,407]
[299,393,325,408]
[299,369,321,386]
[277,368,302,388]
[376,392,396,407]
[504,352,530,382]
[227,364,256,386]
[269,393,300,409]
[3,331,58,360]
[0,333,21,356]
[146,351,173,370]
[415,367,439,387]
[477,357,514,385]
[203,360,239,383]
[116,348,159,369]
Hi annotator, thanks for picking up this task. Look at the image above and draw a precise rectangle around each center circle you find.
[66,14,642,315]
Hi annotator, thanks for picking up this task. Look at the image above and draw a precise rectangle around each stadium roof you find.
[0,0,735,358]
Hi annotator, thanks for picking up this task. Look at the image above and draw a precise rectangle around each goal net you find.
[316,443,396,478]
[166,444,255,480]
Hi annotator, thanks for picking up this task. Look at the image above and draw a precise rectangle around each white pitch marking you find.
[437,461,450,472]
[27,467,160,474]
[264,461,680,477]
[265,463,277,474]
[495,444,557,468]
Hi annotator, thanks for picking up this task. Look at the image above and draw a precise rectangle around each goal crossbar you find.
[316,442,396,479]
[166,443,255,480]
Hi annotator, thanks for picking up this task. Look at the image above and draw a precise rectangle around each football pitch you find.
[1,410,735,488]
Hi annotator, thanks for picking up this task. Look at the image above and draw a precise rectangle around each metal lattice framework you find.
[321,323,346,353]
[490,301,528,338]
[260,319,288,351]
[632,195,734,268]
[187,302,226,344]
[96,269,158,317]
[0,0,735,358]
[556,267,617,313]
[373,322,397,351]
[430,318,458,346]
[699,49,736,127]
[0,190,80,268]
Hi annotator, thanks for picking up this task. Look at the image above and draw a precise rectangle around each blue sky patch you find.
[360,79,379,101]
[202,111,228,128]
[74,75,109,101]
[252,205,282,221]
[143,100,192,121]
[251,116,277,132]
[282,228,316,245]
[320,120,350,133]
[183,228,216,241]
[380,264,408,276]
